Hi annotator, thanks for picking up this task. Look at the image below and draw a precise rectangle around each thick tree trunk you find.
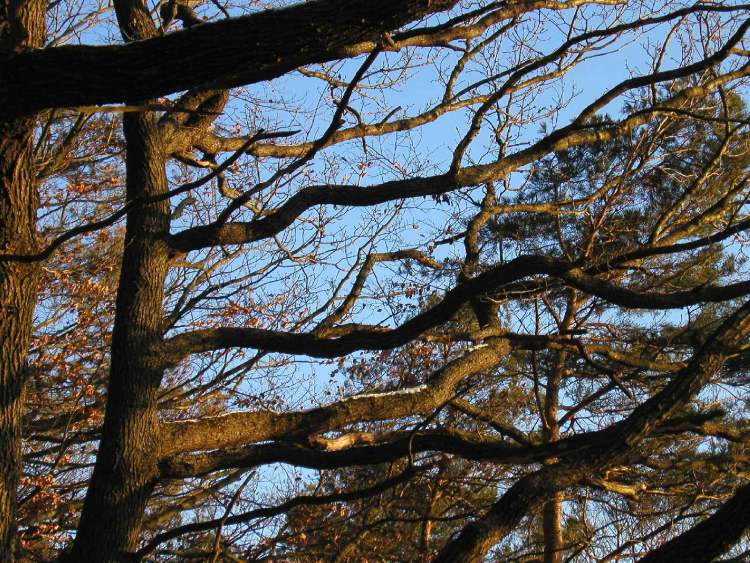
[0,114,39,563]
[66,5,170,558]
[68,112,170,561]
[0,2,45,559]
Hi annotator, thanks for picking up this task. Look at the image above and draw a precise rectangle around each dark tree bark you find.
[638,483,750,563]
[434,300,750,561]
[3,2,750,560]
[67,111,171,561]
[0,109,39,563]
[433,472,560,563]
[64,3,173,557]
[0,1,45,559]
[57,1,471,557]
[0,0,459,119]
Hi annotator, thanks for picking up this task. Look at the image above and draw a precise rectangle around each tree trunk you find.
[0,114,39,563]
[68,112,170,561]
[542,298,575,563]
[542,492,564,563]
[0,2,45,559]
[542,413,563,563]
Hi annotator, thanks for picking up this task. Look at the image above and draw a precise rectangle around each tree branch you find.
[159,339,512,455]
[1,0,460,118]
[638,484,750,563]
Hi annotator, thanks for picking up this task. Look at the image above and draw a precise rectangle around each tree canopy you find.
[3,0,750,561]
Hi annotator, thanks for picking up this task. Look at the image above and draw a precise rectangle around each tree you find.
[3,0,750,561]
[255,97,750,562]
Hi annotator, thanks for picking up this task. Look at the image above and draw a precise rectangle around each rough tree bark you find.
[66,0,191,558]
[60,1,470,557]
[0,0,460,119]
[0,109,39,563]
[67,111,171,561]
[4,2,750,560]
[0,1,45,559]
